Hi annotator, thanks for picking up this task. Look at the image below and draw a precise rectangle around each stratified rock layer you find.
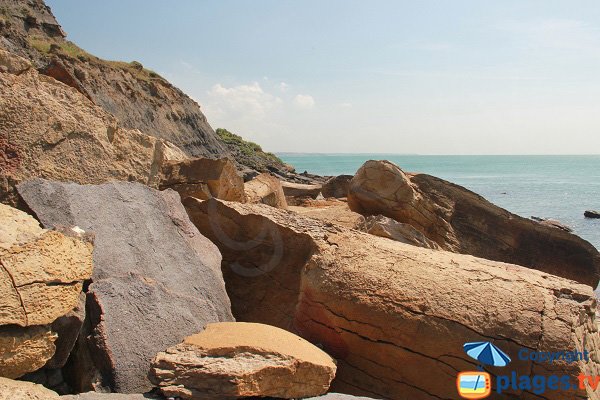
[150,322,336,399]
[348,160,600,287]
[18,180,233,393]
[185,198,600,400]
[0,49,186,207]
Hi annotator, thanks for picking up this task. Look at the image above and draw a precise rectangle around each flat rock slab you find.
[150,322,336,399]
[61,393,161,399]
[18,180,233,393]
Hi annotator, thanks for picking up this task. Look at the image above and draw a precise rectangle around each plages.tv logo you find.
[456,341,511,399]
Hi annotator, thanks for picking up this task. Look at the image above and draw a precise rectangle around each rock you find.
[0,377,60,400]
[363,215,440,249]
[348,160,600,287]
[150,322,336,399]
[289,201,366,230]
[17,180,234,393]
[184,199,600,400]
[0,49,31,75]
[281,181,323,200]
[537,218,573,233]
[0,52,187,207]
[321,175,353,199]
[585,210,600,219]
[0,203,93,327]
[45,292,86,369]
[159,157,245,202]
[61,393,161,399]
[0,325,56,379]
[244,173,288,209]
[305,395,377,400]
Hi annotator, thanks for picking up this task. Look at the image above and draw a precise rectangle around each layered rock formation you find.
[159,157,245,202]
[0,49,187,207]
[0,377,60,400]
[244,173,288,209]
[150,322,336,399]
[17,180,234,393]
[184,198,600,400]
[348,160,600,287]
[0,203,93,379]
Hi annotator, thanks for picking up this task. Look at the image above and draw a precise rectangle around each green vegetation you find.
[216,128,283,165]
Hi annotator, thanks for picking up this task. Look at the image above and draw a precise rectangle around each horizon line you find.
[274,152,600,156]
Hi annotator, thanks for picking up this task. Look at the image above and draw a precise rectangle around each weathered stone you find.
[244,173,288,209]
[185,199,600,400]
[348,160,600,287]
[281,181,322,199]
[0,53,187,207]
[61,393,161,399]
[0,49,31,75]
[17,180,233,393]
[289,201,366,230]
[0,204,93,327]
[305,395,377,400]
[363,215,440,249]
[0,377,59,400]
[159,157,245,202]
[321,175,353,198]
[150,322,336,399]
[0,325,56,379]
[45,292,86,369]
[585,210,600,219]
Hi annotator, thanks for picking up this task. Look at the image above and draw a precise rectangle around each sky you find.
[46,1,600,154]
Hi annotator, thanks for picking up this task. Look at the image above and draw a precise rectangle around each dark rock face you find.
[321,175,353,198]
[45,293,86,370]
[0,0,229,160]
[585,210,600,219]
[348,160,600,288]
[18,180,233,393]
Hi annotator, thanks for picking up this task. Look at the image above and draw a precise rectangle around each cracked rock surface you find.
[0,376,60,399]
[245,173,288,209]
[150,322,336,399]
[185,198,600,400]
[0,203,92,378]
[347,160,600,287]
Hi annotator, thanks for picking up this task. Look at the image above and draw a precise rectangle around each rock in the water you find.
[585,210,600,219]
[348,160,600,287]
[0,49,187,207]
[321,175,353,198]
[184,199,600,400]
[159,157,245,202]
[245,173,288,209]
[0,376,60,400]
[363,215,440,249]
[150,322,336,399]
[0,325,56,379]
[17,180,234,393]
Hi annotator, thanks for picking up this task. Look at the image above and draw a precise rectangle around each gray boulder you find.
[18,180,233,394]
[585,210,600,219]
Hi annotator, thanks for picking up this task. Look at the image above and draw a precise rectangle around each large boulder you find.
[348,160,600,287]
[159,157,245,202]
[0,49,187,207]
[244,173,288,209]
[0,203,93,378]
[150,322,336,399]
[289,201,366,230]
[0,377,60,400]
[184,198,600,400]
[17,180,234,393]
[281,181,323,201]
[363,215,440,249]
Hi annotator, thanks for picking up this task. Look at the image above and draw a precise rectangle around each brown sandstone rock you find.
[0,49,31,75]
[0,49,187,207]
[0,325,56,379]
[184,198,600,400]
[348,160,600,287]
[363,214,440,249]
[281,181,323,200]
[159,157,245,202]
[244,173,288,209]
[150,322,336,399]
[0,376,60,400]
[289,201,366,230]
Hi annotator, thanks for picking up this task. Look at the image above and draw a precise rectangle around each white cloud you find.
[205,82,282,121]
[293,94,315,109]
[279,82,290,92]
[339,102,353,108]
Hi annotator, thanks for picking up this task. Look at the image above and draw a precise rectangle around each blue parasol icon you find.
[463,341,511,367]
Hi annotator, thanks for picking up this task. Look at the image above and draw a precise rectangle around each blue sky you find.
[46,1,600,154]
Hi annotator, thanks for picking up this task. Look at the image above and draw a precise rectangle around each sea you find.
[277,154,600,251]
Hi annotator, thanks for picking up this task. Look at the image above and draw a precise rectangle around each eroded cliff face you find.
[0,0,228,159]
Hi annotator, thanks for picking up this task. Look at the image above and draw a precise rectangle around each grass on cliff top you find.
[28,37,164,82]
[216,128,284,165]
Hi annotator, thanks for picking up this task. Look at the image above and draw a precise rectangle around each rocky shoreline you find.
[2,1,600,399]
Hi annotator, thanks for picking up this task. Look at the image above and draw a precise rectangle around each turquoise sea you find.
[278,154,600,250]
